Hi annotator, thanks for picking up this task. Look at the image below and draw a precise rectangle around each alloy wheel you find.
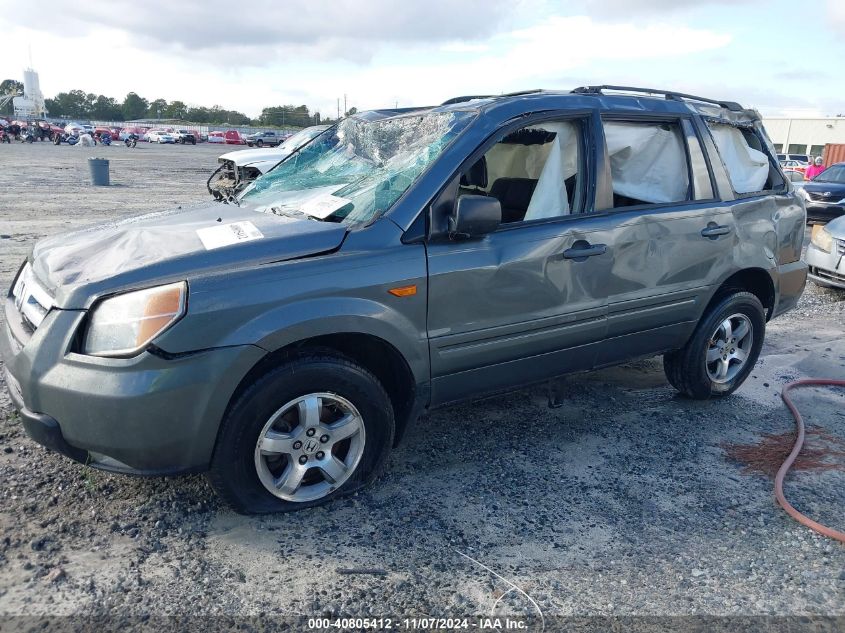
[254,393,365,502]
[706,313,753,383]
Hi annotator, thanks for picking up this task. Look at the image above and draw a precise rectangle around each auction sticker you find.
[300,194,352,219]
[197,221,264,250]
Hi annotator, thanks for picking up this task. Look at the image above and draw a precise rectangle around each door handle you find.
[562,242,607,261]
[701,224,732,239]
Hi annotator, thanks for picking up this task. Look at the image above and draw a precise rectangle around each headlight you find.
[83,282,187,357]
[810,225,834,253]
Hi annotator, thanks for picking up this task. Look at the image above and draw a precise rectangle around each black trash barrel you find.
[88,157,110,186]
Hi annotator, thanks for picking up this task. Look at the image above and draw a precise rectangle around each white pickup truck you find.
[207,125,329,199]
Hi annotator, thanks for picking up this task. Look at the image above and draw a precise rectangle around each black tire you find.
[663,291,765,399]
[208,352,395,514]
[256,140,263,147]
[190,138,196,145]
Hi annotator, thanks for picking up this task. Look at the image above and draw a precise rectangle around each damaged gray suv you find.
[2,86,807,513]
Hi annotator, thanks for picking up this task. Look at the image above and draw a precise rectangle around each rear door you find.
[592,114,736,366]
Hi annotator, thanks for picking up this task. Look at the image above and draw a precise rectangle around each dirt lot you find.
[0,142,843,624]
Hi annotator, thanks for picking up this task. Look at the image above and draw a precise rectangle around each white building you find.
[12,68,47,119]
[762,117,845,158]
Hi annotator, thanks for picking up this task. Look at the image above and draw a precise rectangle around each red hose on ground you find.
[776,379,845,543]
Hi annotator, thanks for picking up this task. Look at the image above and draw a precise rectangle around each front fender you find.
[238,296,430,384]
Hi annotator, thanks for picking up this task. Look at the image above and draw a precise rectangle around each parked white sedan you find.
[146,130,176,144]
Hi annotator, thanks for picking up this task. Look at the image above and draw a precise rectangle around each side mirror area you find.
[449,195,501,239]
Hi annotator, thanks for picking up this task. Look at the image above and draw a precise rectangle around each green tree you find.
[0,79,23,95]
[122,92,148,120]
[164,100,187,119]
[45,90,91,118]
[147,98,168,119]
[91,95,123,121]
[259,104,312,128]
[1,79,23,114]
[186,106,209,123]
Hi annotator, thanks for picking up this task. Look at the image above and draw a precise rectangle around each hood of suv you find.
[30,204,347,309]
[219,147,290,167]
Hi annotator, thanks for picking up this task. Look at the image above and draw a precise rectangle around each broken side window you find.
[603,120,690,208]
[458,119,582,224]
[706,122,773,194]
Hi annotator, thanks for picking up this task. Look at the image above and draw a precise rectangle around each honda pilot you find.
[2,86,807,513]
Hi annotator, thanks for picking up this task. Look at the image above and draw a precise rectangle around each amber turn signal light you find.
[388,285,417,297]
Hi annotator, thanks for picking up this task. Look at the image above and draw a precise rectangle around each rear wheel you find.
[208,352,394,513]
[256,139,263,147]
[663,291,765,399]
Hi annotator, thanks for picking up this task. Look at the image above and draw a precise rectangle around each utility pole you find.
[337,98,340,120]
[344,93,347,117]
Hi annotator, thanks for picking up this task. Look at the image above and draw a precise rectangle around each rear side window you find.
[706,122,782,194]
[603,121,690,208]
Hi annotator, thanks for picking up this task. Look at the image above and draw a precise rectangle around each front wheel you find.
[256,140,263,147]
[208,352,395,513]
[663,291,765,399]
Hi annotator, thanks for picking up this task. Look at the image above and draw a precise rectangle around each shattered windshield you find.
[239,111,473,225]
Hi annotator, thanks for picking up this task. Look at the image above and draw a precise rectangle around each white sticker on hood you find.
[197,221,264,250]
[299,194,352,219]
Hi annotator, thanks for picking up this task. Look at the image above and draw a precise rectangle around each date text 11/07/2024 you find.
[307,617,531,630]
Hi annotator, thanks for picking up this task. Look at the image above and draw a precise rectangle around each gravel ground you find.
[0,142,843,624]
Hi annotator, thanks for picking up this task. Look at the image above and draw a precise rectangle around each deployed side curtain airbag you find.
[524,122,578,221]
[604,122,689,204]
[707,123,769,194]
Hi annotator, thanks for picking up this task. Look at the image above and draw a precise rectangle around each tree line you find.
[1,80,350,127]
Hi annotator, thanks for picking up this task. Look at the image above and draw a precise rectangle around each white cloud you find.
[828,0,845,27]
[2,13,733,118]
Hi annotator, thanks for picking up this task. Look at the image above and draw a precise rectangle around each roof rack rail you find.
[440,89,545,106]
[571,85,744,112]
[440,95,493,106]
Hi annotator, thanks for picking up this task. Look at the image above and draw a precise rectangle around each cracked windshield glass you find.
[239,110,474,225]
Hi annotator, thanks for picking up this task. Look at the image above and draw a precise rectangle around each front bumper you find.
[805,242,845,289]
[2,302,265,475]
[805,202,845,223]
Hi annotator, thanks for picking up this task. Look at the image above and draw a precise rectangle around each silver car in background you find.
[806,218,845,289]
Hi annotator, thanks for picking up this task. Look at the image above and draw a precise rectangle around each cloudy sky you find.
[1,0,843,119]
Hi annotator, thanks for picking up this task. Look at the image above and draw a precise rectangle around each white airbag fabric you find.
[524,122,578,220]
[707,123,769,194]
[604,122,688,204]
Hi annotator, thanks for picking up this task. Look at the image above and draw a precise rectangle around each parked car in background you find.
[806,216,845,289]
[777,153,810,164]
[208,125,329,198]
[207,131,225,144]
[223,130,246,145]
[119,127,146,141]
[799,162,845,223]
[245,131,281,147]
[94,127,117,141]
[64,122,84,135]
[779,159,806,174]
[146,130,176,144]
[171,129,197,145]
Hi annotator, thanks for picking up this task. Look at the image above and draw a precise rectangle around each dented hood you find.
[31,204,347,308]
